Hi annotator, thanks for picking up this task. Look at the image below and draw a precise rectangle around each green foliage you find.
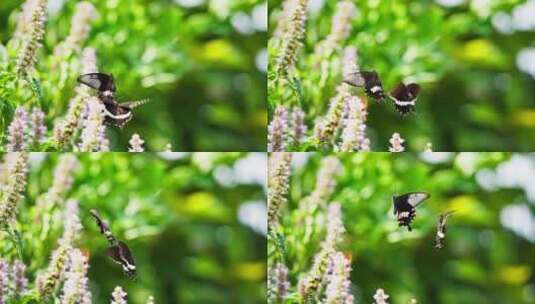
[0,152,267,303]
[270,152,535,303]
[0,0,266,151]
[268,0,535,151]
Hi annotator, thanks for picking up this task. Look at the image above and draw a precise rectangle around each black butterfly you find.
[89,209,136,279]
[343,71,385,101]
[388,82,421,115]
[392,192,430,231]
[435,211,454,249]
[77,73,148,128]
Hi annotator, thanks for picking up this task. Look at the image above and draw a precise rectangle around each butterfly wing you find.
[389,82,409,101]
[118,241,136,279]
[105,242,136,279]
[78,73,116,92]
[393,192,428,212]
[118,242,135,265]
[393,192,430,231]
[392,194,414,230]
[405,192,430,207]
[392,194,412,215]
[344,71,384,100]
[343,71,379,87]
[102,102,133,128]
[106,245,123,265]
[343,71,367,87]
[406,83,421,99]
[389,82,420,115]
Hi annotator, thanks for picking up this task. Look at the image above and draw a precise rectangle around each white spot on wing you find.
[370,86,382,93]
[388,94,417,106]
[397,211,410,219]
[394,99,416,106]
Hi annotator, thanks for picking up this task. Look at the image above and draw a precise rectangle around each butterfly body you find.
[388,82,421,115]
[343,71,385,102]
[435,211,454,249]
[392,192,430,231]
[89,209,136,279]
[77,73,147,128]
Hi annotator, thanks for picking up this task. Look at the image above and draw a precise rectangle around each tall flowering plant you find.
[267,153,356,304]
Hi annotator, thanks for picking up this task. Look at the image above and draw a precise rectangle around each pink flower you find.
[290,106,307,145]
[77,97,109,152]
[268,153,292,230]
[128,133,145,152]
[30,108,47,147]
[340,96,369,151]
[324,252,353,304]
[12,260,28,297]
[389,132,405,152]
[111,286,128,304]
[0,259,9,303]
[7,107,29,152]
[60,249,92,304]
[268,263,290,302]
[373,288,390,304]
[268,106,289,152]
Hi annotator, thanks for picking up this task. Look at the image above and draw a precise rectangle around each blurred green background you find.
[268,0,535,151]
[276,152,535,303]
[0,0,267,151]
[0,152,267,303]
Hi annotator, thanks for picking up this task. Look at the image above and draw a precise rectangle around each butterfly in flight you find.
[77,73,148,128]
[392,192,430,231]
[435,211,454,249]
[343,70,385,102]
[89,209,136,279]
[388,82,421,115]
